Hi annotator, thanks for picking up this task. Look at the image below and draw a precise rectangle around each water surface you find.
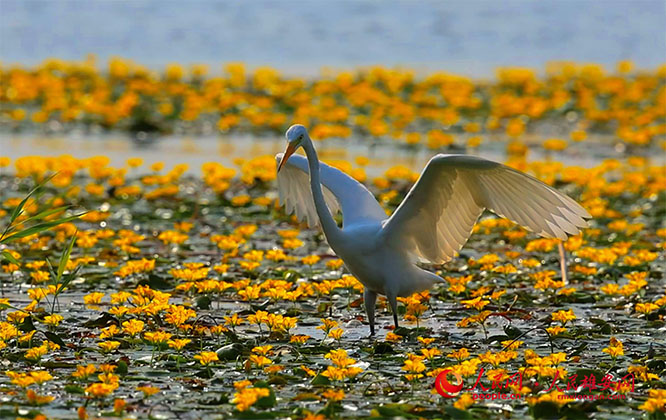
[2,0,665,76]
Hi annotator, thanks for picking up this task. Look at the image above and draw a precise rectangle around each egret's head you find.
[278,124,308,172]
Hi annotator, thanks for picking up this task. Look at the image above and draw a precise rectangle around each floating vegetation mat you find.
[0,153,664,419]
[1,59,665,151]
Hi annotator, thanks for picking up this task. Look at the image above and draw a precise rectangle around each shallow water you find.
[1,132,658,179]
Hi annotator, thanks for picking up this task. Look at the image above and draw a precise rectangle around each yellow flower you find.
[461,296,490,311]
[6,371,34,387]
[19,330,36,343]
[325,259,344,269]
[114,398,127,414]
[126,158,143,168]
[99,364,117,373]
[290,335,310,344]
[25,342,49,360]
[151,162,164,172]
[303,413,326,420]
[26,389,55,405]
[385,332,403,342]
[249,354,273,367]
[447,348,470,361]
[84,292,105,306]
[110,291,132,305]
[72,364,96,379]
[602,346,624,358]
[282,238,303,249]
[264,365,284,375]
[245,345,269,356]
[164,305,196,327]
[224,313,245,328]
[30,270,50,283]
[543,138,568,151]
[322,388,345,401]
[29,370,53,384]
[194,351,219,366]
[417,336,435,346]
[570,130,587,142]
[492,264,517,274]
[136,385,160,396]
[239,261,260,271]
[144,331,172,345]
[324,349,357,368]
[601,283,619,295]
[639,389,666,412]
[402,354,427,379]
[546,326,567,336]
[421,348,441,360]
[602,337,624,358]
[231,194,251,206]
[85,382,118,398]
[635,302,659,315]
[167,339,191,351]
[301,255,321,265]
[232,387,270,412]
[328,328,344,340]
[43,314,64,326]
[98,341,121,353]
[317,318,338,334]
[551,309,576,324]
[158,230,188,245]
[454,393,475,410]
[121,319,145,336]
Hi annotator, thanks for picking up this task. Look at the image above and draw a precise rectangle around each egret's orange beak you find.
[277,142,297,173]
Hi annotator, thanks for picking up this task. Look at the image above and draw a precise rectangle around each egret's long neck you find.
[303,139,341,243]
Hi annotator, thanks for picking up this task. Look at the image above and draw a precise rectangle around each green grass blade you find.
[55,265,81,295]
[5,205,72,234]
[57,230,78,282]
[0,214,84,244]
[22,205,71,224]
[9,172,58,224]
[1,250,20,264]
[45,257,57,281]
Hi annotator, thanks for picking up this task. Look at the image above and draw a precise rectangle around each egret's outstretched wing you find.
[381,154,591,263]
[276,153,386,228]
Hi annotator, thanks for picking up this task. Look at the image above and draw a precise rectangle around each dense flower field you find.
[1,58,665,150]
[0,147,664,419]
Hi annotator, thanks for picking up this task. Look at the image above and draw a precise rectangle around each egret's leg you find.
[387,293,399,329]
[558,241,568,286]
[364,289,377,336]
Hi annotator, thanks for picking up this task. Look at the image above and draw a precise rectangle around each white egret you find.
[276,124,591,335]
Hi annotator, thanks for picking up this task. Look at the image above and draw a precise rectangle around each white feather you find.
[275,153,385,228]
[381,154,591,263]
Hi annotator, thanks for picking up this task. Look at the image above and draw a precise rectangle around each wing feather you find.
[382,154,591,263]
[276,153,385,228]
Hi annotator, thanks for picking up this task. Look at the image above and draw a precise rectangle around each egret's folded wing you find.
[276,153,386,228]
[381,154,591,264]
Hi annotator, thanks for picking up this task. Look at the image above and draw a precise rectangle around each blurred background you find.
[1,0,665,174]
[3,0,665,75]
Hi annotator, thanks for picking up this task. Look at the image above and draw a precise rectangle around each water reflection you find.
[1,133,658,178]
